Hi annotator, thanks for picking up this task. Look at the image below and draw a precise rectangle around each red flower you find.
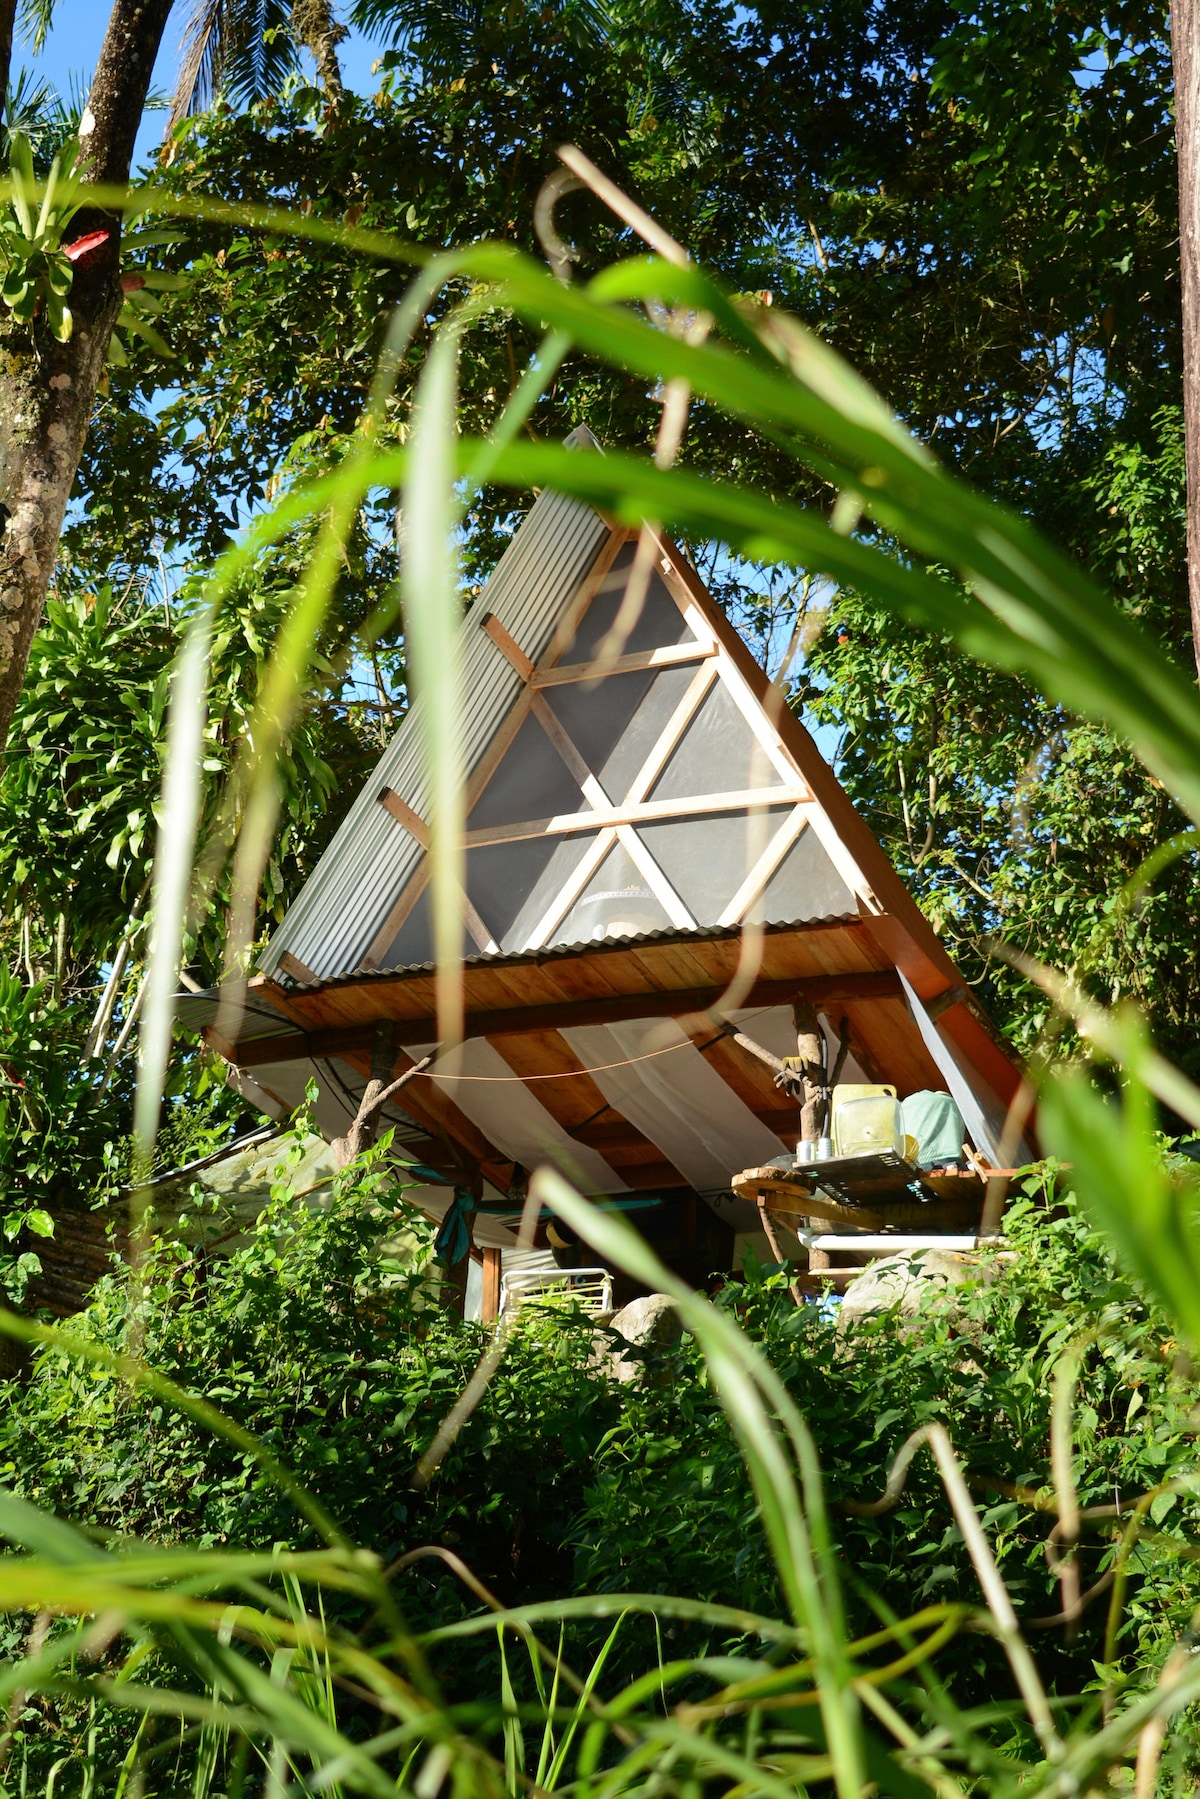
[62,230,110,263]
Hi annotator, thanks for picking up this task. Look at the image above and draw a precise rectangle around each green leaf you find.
[119,309,174,359]
[1040,1060,1200,1350]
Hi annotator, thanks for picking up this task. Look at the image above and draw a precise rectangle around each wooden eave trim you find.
[212,968,904,1068]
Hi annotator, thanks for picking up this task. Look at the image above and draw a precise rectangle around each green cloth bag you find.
[900,1090,967,1170]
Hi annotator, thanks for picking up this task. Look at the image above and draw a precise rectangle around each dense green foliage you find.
[0,1141,620,1641]
[4,1144,1198,1728]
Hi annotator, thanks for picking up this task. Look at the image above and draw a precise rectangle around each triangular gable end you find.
[364,534,863,972]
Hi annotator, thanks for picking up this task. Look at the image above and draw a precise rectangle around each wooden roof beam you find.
[212,969,905,1068]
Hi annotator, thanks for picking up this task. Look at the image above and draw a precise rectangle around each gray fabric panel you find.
[465,835,593,948]
[552,841,672,945]
[379,885,433,970]
[760,825,856,922]
[564,541,695,660]
[468,709,588,829]
[542,669,656,798]
[636,808,794,925]
[498,834,598,950]
[650,679,784,802]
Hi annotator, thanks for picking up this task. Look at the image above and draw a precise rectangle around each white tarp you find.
[561,1017,788,1192]
[426,1037,628,1194]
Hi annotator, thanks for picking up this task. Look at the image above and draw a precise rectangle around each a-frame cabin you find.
[198,435,1030,1306]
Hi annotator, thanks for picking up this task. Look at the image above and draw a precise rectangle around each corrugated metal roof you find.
[261,473,610,981]
[174,991,297,1041]
[276,914,863,994]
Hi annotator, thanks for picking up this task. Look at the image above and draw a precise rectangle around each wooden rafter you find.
[376,789,499,954]
[522,828,617,949]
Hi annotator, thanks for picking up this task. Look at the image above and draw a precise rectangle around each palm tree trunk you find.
[0,0,175,753]
[1174,0,1200,680]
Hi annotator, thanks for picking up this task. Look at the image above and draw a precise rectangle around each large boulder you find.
[594,1293,682,1383]
[837,1248,991,1331]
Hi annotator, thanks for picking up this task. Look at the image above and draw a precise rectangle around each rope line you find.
[414,1010,776,1083]
[419,1038,695,1081]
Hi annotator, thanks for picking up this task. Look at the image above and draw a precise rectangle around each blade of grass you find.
[132,606,211,1186]
[528,1167,866,1799]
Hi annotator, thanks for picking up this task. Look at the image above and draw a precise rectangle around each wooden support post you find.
[793,998,827,1142]
[481,1246,502,1323]
[808,1245,831,1272]
[757,1197,804,1308]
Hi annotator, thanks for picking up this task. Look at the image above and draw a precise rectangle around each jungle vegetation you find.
[0,0,1198,1791]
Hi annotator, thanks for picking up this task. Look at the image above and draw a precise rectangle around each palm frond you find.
[17,0,56,55]
[167,0,296,136]
[349,0,608,75]
[3,64,82,164]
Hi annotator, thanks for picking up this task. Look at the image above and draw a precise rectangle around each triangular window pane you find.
[551,841,673,946]
[543,664,698,802]
[562,541,695,662]
[636,808,795,926]
[465,835,598,948]
[468,709,591,830]
[490,834,601,951]
[379,886,432,970]
[649,680,784,803]
[760,825,856,922]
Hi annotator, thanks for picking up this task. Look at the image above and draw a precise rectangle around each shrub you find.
[5,1150,1198,1720]
[572,1181,1200,1704]
[0,1133,621,1662]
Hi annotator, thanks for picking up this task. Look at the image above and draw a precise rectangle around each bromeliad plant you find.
[0,132,184,354]
[0,133,90,342]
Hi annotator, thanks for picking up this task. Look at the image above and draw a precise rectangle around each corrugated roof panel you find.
[262,485,610,979]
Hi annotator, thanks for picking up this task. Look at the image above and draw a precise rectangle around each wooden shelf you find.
[731,1158,1020,1236]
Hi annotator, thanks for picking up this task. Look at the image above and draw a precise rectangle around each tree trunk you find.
[1174,0,1200,680]
[0,0,175,753]
[0,0,18,132]
[792,998,827,1142]
[291,0,348,107]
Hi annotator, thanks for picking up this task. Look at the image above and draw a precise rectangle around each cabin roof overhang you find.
[193,909,1028,1210]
